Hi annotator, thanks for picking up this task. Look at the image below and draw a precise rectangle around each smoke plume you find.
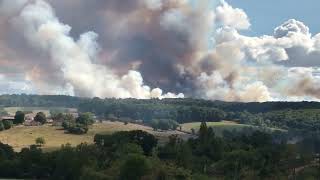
[1,0,320,101]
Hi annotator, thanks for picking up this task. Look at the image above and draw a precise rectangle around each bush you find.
[34,112,47,124]
[0,122,4,131]
[67,124,89,135]
[3,120,13,130]
[62,121,73,129]
[120,154,151,180]
[80,167,111,180]
[150,119,179,131]
[76,112,94,126]
[0,108,8,116]
[35,137,46,146]
[14,111,25,124]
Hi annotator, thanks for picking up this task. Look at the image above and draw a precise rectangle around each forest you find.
[1,95,320,132]
[0,125,319,180]
[0,95,319,179]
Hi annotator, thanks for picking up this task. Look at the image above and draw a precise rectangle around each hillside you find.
[1,95,320,132]
[0,121,190,152]
[180,121,285,136]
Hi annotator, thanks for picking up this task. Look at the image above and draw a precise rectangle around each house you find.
[70,112,79,118]
[0,116,15,121]
[46,119,54,124]
[25,113,36,121]
[24,120,41,126]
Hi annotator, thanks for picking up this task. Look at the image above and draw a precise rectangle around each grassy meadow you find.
[181,121,285,136]
[4,107,77,116]
[0,121,188,152]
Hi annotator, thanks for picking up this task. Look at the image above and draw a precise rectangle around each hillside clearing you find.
[4,107,77,116]
[181,121,285,136]
[0,121,189,152]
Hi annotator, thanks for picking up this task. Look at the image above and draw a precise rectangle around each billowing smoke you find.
[0,0,183,99]
[1,0,320,101]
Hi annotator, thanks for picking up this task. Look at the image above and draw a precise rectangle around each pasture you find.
[180,121,284,136]
[4,107,77,116]
[0,121,189,152]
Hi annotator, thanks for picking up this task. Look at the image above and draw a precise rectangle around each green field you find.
[181,121,284,136]
[4,107,77,116]
[0,121,188,152]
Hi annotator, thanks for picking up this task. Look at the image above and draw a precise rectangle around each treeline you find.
[1,95,320,131]
[79,99,226,123]
[0,94,85,108]
[78,98,320,132]
[2,95,320,113]
[229,109,320,131]
[0,127,319,179]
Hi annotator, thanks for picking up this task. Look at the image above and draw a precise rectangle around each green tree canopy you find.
[119,154,151,180]
[76,112,94,126]
[2,120,13,130]
[35,137,46,147]
[14,111,25,124]
[34,112,47,124]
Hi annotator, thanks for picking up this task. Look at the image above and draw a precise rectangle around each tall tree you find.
[14,111,25,124]
[119,154,151,180]
[34,112,47,124]
[199,122,208,142]
[76,112,94,126]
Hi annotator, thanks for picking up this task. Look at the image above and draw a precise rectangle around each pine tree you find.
[199,122,208,142]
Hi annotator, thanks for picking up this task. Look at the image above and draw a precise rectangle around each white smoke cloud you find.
[7,0,183,99]
[194,1,320,102]
[0,0,27,15]
[144,0,163,10]
[215,0,250,30]
[274,19,310,38]
[1,0,320,102]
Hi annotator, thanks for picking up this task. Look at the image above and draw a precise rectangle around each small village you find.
[0,109,79,127]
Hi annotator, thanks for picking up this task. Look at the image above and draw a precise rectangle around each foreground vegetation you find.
[0,95,319,179]
[0,124,319,180]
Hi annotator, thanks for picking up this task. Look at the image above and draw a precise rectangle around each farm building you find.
[24,120,42,126]
[0,116,15,121]
[25,113,36,121]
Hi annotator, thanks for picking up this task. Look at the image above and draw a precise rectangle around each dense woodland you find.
[0,95,320,179]
[0,126,319,179]
[1,95,320,132]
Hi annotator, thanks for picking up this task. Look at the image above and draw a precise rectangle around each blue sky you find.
[226,0,320,36]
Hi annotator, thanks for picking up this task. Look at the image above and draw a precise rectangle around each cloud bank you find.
[0,0,320,101]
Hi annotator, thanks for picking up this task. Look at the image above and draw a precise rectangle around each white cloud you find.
[9,0,183,99]
[274,19,310,38]
[2,0,320,102]
[215,0,250,30]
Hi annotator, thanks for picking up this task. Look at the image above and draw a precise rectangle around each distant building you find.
[0,116,15,121]
[70,112,79,118]
[47,119,54,124]
[25,113,36,121]
[24,120,41,126]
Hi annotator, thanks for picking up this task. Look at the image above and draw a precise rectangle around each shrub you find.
[120,154,151,180]
[76,112,94,126]
[150,119,179,131]
[35,137,46,147]
[34,112,47,124]
[62,121,73,129]
[0,122,4,131]
[14,111,25,124]
[67,124,88,134]
[3,120,13,130]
